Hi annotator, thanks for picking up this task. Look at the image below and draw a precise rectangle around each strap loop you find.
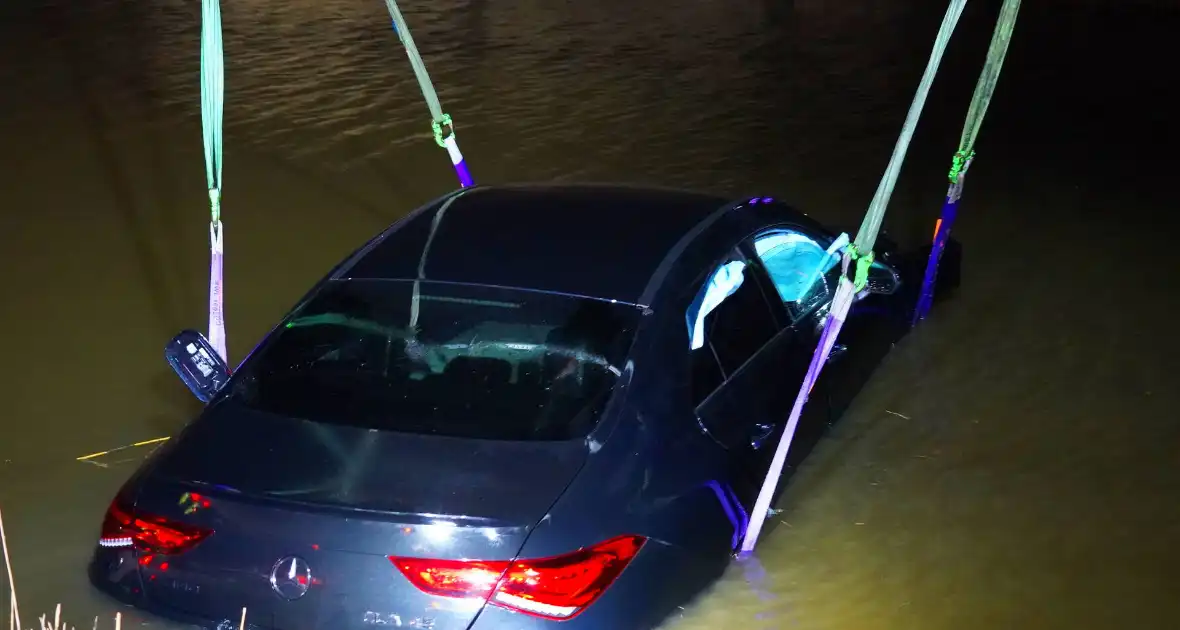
[948,149,975,184]
[431,113,454,148]
[208,187,221,225]
[844,243,875,292]
[209,219,224,252]
[383,0,473,186]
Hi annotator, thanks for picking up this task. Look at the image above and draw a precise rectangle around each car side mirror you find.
[164,330,230,403]
[864,261,900,296]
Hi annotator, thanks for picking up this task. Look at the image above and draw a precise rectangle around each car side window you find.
[751,229,842,323]
[685,248,781,405]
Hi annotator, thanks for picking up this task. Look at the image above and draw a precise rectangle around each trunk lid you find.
[133,404,587,630]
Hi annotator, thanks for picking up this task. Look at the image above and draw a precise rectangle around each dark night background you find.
[1,0,1177,628]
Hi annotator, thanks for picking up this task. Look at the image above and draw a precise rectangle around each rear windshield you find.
[226,280,640,441]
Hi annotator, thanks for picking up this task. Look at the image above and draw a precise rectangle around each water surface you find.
[1,0,1177,628]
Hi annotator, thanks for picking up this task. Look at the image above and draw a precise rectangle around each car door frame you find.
[741,218,909,434]
[738,222,849,464]
[685,244,789,429]
[689,258,797,519]
[682,227,849,515]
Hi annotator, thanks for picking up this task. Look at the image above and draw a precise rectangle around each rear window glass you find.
[226,280,640,441]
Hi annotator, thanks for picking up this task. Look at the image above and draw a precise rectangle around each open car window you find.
[752,229,842,323]
[227,280,640,441]
[686,259,747,351]
[684,249,781,405]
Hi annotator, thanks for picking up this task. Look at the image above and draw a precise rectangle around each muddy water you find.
[1,0,1177,628]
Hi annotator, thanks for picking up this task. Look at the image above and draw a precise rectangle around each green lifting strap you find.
[949,0,1021,182]
[741,0,970,554]
[915,0,1021,325]
[201,0,227,361]
[852,0,969,256]
[201,0,224,217]
[382,0,473,186]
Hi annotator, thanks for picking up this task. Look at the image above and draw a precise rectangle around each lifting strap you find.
[740,0,972,554]
[196,0,478,364]
[201,0,227,362]
[382,0,474,187]
[914,0,1022,324]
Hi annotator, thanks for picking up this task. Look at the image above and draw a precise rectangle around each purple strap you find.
[453,160,474,188]
[706,481,748,551]
[913,167,968,325]
[208,221,227,362]
[442,135,474,188]
[741,268,859,552]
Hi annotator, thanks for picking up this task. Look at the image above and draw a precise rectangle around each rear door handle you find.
[750,422,776,450]
[827,344,848,364]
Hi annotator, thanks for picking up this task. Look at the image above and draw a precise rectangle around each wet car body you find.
[89,185,960,630]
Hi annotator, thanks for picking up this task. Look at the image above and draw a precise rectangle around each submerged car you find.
[89,184,960,630]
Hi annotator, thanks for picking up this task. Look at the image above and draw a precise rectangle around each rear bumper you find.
[87,549,143,608]
[89,550,265,630]
[89,545,693,630]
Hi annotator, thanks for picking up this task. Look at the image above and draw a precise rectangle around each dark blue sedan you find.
[90,185,959,630]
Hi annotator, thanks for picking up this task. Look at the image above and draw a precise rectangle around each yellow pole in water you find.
[75,437,170,462]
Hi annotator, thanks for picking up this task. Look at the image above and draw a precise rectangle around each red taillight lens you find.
[99,498,212,555]
[390,558,506,599]
[390,534,646,621]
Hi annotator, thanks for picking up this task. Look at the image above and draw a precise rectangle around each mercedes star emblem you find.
[269,556,312,600]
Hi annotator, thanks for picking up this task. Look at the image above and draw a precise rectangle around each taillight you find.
[98,498,212,555]
[390,534,645,621]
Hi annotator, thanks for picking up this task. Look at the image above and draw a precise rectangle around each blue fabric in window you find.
[685,261,746,350]
[754,232,836,303]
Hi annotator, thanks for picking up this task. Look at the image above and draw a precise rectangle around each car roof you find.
[341,184,734,305]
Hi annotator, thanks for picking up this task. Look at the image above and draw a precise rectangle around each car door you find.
[745,226,847,470]
[749,224,907,420]
[685,246,798,513]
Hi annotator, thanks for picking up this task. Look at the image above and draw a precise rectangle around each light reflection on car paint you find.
[362,611,403,626]
[360,612,437,629]
[396,523,519,560]
[105,549,137,582]
[705,480,748,551]
[178,492,212,515]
